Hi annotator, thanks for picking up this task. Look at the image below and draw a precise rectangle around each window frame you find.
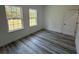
[29,8,38,27]
[5,6,24,32]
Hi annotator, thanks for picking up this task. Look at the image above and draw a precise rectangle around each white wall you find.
[0,5,44,47]
[75,14,79,53]
[44,5,79,53]
[44,6,65,32]
[1,5,79,54]
[44,5,79,33]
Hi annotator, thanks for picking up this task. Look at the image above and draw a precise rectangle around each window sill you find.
[8,28,24,33]
[29,26,37,28]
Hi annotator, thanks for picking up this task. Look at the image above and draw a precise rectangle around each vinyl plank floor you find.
[0,30,76,54]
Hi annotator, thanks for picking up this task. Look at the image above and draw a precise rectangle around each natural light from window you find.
[5,6,23,32]
[29,8,37,27]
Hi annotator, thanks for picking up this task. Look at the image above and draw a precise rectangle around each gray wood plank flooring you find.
[0,30,76,54]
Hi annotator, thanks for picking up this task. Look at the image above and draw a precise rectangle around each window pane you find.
[8,20,14,31]
[29,9,37,27]
[16,8,21,18]
[11,7,17,18]
[5,6,12,18]
[5,6,23,32]
[13,19,23,29]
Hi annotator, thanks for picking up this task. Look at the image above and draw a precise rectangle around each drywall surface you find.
[0,5,44,47]
[44,5,79,53]
[44,5,79,33]
[75,15,79,53]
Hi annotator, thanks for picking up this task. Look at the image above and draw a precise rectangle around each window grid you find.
[29,9,37,27]
[5,6,23,32]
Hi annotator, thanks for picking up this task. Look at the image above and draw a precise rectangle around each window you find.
[29,8,37,27]
[5,6,24,32]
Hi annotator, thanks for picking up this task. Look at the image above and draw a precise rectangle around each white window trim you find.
[8,28,24,33]
[29,8,38,27]
[5,6,24,32]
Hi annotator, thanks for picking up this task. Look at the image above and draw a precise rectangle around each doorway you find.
[62,9,78,37]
